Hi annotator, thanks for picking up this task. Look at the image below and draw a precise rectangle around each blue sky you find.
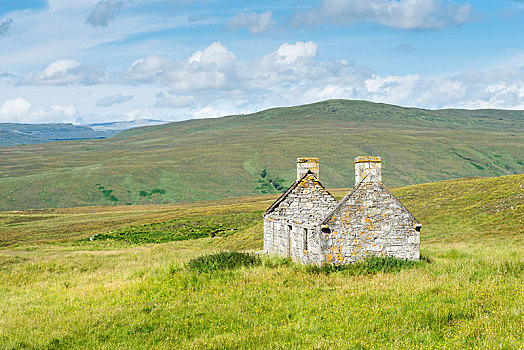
[0,0,523,124]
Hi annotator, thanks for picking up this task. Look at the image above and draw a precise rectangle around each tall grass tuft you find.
[187,251,261,273]
[305,256,428,275]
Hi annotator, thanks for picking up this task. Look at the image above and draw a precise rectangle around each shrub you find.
[305,256,427,275]
[187,252,261,273]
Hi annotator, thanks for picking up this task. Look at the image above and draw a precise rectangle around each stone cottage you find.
[263,156,421,265]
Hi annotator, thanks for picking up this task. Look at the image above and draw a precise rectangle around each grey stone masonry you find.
[264,156,421,265]
[355,156,381,184]
[296,158,319,180]
[264,158,337,264]
[320,180,420,264]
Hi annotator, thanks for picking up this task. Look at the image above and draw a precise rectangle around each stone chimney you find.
[297,158,319,180]
[355,156,381,184]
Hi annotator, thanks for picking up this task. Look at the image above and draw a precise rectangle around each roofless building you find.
[263,157,421,265]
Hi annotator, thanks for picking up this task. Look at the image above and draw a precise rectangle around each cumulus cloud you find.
[0,97,32,119]
[21,59,108,85]
[7,40,524,124]
[86,0,124,27]
[96,93,133,107]
[275,41,317,64]
[227,11,275,35]
[0,97,77,123]
[0,18,13,36]
[294,0,472,30]
[123,41,238,92]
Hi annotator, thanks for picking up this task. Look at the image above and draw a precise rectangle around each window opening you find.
[303,228,308,251]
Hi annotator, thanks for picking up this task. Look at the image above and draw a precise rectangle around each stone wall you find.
[355,156,382,184]
[264,172,337,264]
[321,181,420,264]
[296,158,319,180]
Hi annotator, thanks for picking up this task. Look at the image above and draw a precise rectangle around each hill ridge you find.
[0,99,522,210]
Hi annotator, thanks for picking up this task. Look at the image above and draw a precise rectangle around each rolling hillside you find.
[0,99,523,210]
[0,174,522,348]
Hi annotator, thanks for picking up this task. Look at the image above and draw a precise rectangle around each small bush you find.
[187,252,261,273]
[305,256,426,275]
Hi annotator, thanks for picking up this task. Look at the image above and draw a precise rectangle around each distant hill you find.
[0,99,522,210]
[0,123,112,147]
[0,120,170,148]
[86,119,170,132]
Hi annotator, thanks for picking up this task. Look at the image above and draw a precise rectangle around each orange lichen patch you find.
[354,156,382,164]
[365,216,375,230]
[336,253,343,262]
[297,158,319,163]
[331,246,340,253]
[326,254,333,262]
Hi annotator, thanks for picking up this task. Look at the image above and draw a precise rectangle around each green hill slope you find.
[0,99,523,210]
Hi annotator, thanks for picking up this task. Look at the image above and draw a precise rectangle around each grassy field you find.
[0,99,523,210]
[0,174,522,349]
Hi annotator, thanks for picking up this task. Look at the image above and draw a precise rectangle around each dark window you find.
[321,226,331,233]
[303,228,308,251]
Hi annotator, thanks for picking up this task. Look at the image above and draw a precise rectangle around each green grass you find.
[186,251,261,273]
[91,211,263,243]
[0,99,523,210]
[304,255,429,275]
[0,174,522,349]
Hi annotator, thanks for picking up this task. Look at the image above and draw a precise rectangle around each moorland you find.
[0,174,522,349]
[0,99,523,211]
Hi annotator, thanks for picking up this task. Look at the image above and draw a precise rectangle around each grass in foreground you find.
[187,251,262,273]
[0,174,522,349]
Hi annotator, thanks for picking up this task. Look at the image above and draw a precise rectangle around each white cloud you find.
[294,0,472,30]
[227,11,275,35]
[123,108,153,121]
[0,97,77,123]
[0,97,32,118]
[123,42,238,92]
[192,106,228,119]
[96,93,134,107]
[3,41,524,124]
[153,93,195,108]
[188,41,236,67]
[21,59,108,85]
[275,41,317,64]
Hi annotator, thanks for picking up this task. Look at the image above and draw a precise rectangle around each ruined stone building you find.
[263,157,421,265]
